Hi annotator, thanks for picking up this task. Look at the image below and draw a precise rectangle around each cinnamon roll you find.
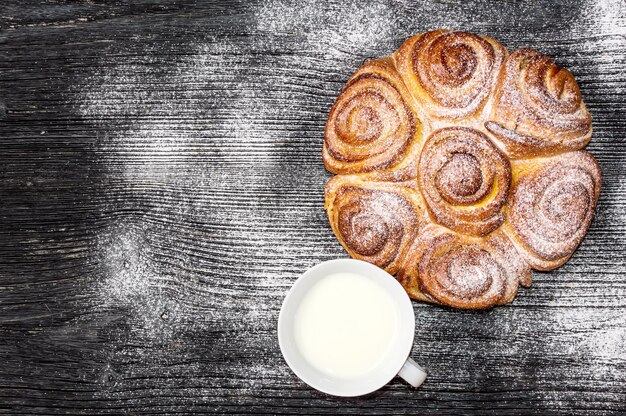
[418,127,511,236]
[504,151,601,270]
[398,224,530,309]
[322,30,601,309]
[395,30,506,119]
[323,58,422,174]
[486,48,592,159]
[325,176,423,275]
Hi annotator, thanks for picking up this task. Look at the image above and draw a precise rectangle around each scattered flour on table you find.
[564,0,626,88]
[75,34,314,397]
[255,0,397,58]
[569,0,626,37]
[94,220,185,341]
[535,306,626,407]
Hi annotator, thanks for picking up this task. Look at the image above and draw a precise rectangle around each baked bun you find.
[323,30,601,309]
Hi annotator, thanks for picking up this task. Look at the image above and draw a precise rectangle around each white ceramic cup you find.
[278,259,427,396]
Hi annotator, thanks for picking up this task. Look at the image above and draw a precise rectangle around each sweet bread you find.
[324,176,423,275]
[323,30,601,309]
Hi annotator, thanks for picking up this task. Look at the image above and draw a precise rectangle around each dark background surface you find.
[0,0,625,414]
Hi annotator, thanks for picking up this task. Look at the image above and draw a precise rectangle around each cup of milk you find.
[278,259,426,396]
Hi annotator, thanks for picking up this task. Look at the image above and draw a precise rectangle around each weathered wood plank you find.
[0,0,625,414]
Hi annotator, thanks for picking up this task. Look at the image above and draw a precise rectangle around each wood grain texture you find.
[0,0,625,414]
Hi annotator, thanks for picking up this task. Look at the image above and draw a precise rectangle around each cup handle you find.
[398,357,427,388]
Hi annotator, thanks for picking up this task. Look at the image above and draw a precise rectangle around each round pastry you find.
[323,30,601,309]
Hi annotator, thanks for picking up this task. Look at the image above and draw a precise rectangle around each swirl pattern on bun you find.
[323,58,421,174]
[325,177,423,274]
[395,30,506,119]
[486,48,592,158]
[418,127,510,236]
[504,151,601,270]
[398,225,530,309]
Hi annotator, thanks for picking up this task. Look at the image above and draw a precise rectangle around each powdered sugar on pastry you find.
[323,30,601,309]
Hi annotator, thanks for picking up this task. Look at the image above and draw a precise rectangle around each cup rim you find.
[278,258,415,397]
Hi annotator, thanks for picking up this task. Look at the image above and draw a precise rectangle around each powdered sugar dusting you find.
[570,0,626,37]
[256,0,397,60]
[95,220,186,341]
[565,0,626,110]
[509,151,601,268]
[75,35,313,399]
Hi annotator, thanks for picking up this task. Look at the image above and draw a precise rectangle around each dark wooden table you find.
[1,1,625,414]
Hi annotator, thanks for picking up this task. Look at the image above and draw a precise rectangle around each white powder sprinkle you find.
[570,0,626,37]
[255,0,397,59]
[75,30,323,400]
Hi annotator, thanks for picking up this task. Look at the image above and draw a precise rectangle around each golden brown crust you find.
[323,30,601,309]
[418,127,511,236]
[503,151,601,270]
[322,58,422,174]
[486,48,592,159]
[397,224,530,309]
[394,30,507,120]
[325,176,425,275]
